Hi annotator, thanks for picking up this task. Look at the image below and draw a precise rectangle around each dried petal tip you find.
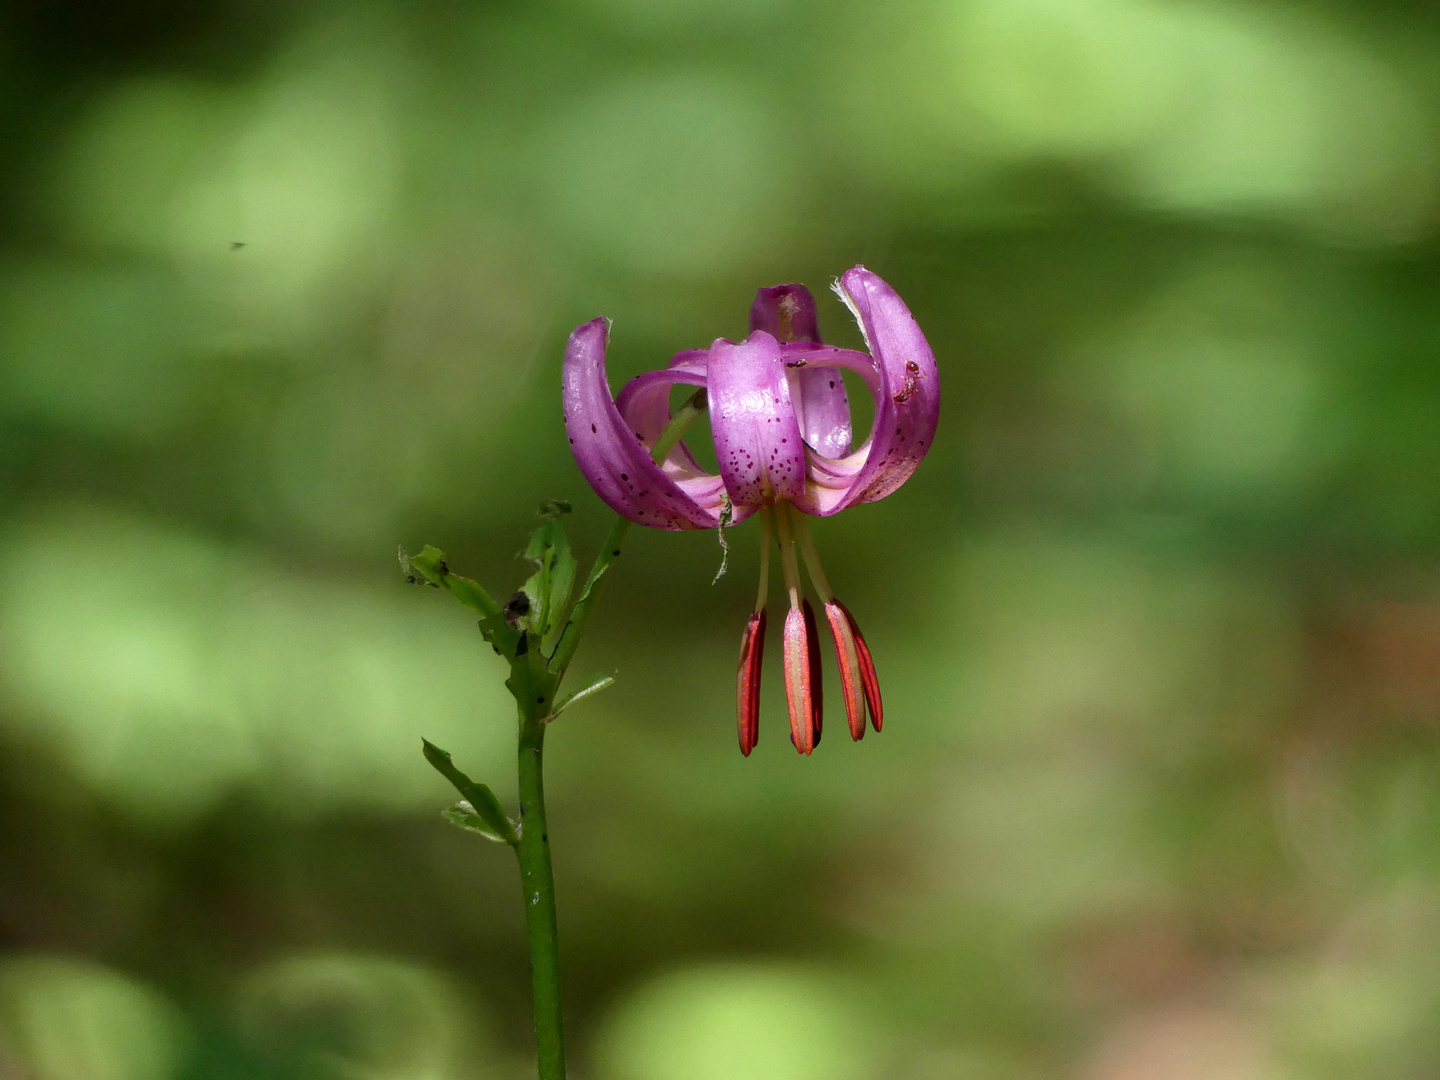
[823,600,867,741]
[782,604,822,754]
[736,609,767,756]
[833,599,882,732]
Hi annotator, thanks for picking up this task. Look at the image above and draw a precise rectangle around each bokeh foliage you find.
[2,0,1440,1077]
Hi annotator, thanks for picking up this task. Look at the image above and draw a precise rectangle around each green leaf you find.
[447,574,506,621]
[443,801,514,844]
[402,545,448,586]
[401,545,519,655]
[551,672,615,719]
[399,545,440,587]
[519,520,577,651]
[402,546,505,622]
[421,739,519,846]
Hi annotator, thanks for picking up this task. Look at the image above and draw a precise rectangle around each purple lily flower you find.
[562,266,939,756]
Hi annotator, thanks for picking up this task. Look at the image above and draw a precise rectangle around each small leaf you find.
[538,499,573,521]
[447,575,505,621]
[399,546,438,587]
[519,520,577,649]
[443,800,514,844]
[404,545,449,586]
[551,672,615,719]
[403,545,507,629]
[399,546,429,585]
[421,739,519,846]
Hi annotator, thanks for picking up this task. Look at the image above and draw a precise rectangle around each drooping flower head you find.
[563,267,938,755]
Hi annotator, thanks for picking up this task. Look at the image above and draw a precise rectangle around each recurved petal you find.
[562,318,725,530]
[825,267,940,512]
[614,366,704,466]
[750,284,821,343]
[782,342,877,465]
[787,349,854,460]
[707,331,807,507]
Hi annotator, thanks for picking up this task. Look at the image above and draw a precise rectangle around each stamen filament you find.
[791,510,835,600]
[773,500,804,609]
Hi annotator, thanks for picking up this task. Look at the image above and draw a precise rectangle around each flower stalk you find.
[408,389,710,1080]
[515,701,563,1079]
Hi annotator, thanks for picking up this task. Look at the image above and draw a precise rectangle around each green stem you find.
[516,704,564,1080]
[511,387,710,1077]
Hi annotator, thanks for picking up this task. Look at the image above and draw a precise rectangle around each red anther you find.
[783,605,819,755]
[803,599,823,748]
[833,598,882,732]
[823,601,866,741]
[736,609,767,756]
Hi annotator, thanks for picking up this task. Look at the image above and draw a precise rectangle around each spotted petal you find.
[562,319,726,530]
[830,267,939,509]
[790,268,939,515]
[706,331,807,508]
[751,284,854,462]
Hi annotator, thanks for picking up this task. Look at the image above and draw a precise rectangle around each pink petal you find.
[781,343,872,460]
[753,286,855,464]
[562,319,727,530]
[707,331,807,507]
[750,284,822,344]
[831,266,939,508]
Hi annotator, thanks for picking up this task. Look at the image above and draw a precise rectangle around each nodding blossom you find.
[562,267,939,755]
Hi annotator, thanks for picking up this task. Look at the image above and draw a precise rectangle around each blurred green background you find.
[2,0,1440,1077]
